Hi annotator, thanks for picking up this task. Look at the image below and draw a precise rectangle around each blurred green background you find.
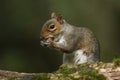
[0,0,120,73]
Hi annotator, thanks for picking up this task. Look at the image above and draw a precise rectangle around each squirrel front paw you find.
[40,37,53,47]
[40,40,51,47]
[50,41,61,49]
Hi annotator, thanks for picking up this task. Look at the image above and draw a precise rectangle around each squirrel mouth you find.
[40,37,54,47]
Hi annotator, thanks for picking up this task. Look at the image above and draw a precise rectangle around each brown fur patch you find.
[40,20,62,40]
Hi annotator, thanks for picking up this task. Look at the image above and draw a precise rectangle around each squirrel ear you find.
[57,13,64,24]
[51,12,56,18]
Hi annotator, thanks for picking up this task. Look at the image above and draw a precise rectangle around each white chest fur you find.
[63,49,87,66]
[56,36,67,47]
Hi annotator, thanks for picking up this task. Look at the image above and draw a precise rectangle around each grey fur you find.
[40,18,100,66]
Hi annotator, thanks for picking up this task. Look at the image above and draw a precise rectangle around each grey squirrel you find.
[40,12,100,66]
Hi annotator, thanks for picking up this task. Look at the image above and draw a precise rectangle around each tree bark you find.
[0,62,119,80]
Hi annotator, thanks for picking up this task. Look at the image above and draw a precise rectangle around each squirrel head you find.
[40,12,64,46]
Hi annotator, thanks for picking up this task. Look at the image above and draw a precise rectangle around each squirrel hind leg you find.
[83,50,100,62]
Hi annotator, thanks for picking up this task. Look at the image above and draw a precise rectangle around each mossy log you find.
[0,59,119,80]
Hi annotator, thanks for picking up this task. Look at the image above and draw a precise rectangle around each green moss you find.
[76,63,106,80]
[34,73,49,80]
[78,67,105,80]
[32,62,106,80]
[55,63,106,80]
[56,64,76,77]
[113,58,120,67]
[96,62,104,66]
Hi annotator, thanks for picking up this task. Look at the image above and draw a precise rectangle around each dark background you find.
[0,0,120,73]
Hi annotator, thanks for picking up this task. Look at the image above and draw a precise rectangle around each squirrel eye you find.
[50,25,55,29]
[49,24,56,31]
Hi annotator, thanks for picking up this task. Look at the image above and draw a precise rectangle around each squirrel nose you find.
[40,35,46,40]
[40,36,48,41]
